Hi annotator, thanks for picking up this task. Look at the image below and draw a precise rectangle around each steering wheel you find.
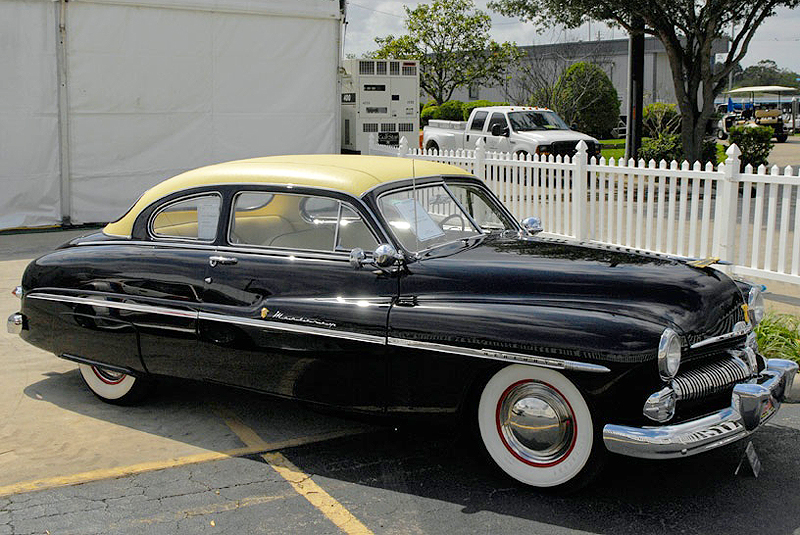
[439,213,466,231]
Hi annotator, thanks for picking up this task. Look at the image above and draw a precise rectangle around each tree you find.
[489,0,800,162]
[370,0,519,106]
[734,59,800,88]
[554,62,620,138]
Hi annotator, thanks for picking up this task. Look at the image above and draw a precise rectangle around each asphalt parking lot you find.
[2,230,800,535]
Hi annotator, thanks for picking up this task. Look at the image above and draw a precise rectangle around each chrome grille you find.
[672,354,752,401]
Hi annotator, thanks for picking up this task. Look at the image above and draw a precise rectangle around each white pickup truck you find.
[422,106,601,158]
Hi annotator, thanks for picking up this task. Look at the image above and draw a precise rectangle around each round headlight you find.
[658,328,682,381]
[748,285,765,325]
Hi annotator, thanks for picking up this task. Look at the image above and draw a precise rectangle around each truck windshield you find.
[508,111,570,131]
[377,182,517,253]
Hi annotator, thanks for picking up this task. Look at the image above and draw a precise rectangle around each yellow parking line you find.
[217,409,374,535]
[0,430,361,498]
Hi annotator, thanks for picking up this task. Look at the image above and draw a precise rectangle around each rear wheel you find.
[79,364,150,405]
[426,140,439,153]
[477,364,602,489]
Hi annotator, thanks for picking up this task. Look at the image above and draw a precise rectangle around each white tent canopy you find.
[1,0,342,230]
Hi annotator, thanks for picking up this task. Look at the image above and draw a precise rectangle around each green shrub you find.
[420,105,438,126]
[462,99,509,120]
[558,62,620,138]
[638,133,718,166]
[755,313,800,364]
[728,125,774,170]
[433,100,465,121]
[639,134,682,163]
[643,102,680,137]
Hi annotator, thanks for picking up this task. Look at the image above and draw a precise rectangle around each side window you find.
[229,191,377,252]
[469,111,488,132]
[487,112,508,133]
[151,194,221,241]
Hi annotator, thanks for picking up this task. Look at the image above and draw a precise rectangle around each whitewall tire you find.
[478,364,597,488]
[79,364,149,404]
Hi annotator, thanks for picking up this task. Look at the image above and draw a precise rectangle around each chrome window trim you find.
[148,191,223,243]
[689,322,752,350]
[75,239,353,264]
[387,337,610,373]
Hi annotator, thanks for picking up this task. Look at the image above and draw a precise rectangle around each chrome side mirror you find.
[521,216,543,235]
[349,248,367,269]
[349,244,402,270]
[373,243,401,268]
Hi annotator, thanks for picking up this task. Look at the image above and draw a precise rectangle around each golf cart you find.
[717,85,797,143]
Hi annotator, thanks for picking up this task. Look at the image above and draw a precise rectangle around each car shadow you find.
[22,370,800,534]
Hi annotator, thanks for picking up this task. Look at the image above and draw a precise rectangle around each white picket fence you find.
[368,134,800,287]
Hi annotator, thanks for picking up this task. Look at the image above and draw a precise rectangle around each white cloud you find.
[344,2,800,73]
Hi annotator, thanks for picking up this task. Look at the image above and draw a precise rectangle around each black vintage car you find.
[8,155,797,489]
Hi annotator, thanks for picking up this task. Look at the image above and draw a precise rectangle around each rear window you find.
[151,194,221,241]
[469,111,488,131]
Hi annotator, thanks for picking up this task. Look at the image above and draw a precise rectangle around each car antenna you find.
[411,157,421,253]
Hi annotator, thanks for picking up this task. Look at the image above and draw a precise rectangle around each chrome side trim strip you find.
[198,312,386,345]
[690,322,752,350]
[387,337,610,373]
[26,293,197,319]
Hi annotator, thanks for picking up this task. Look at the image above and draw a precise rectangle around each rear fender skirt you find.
[59,353,144,378]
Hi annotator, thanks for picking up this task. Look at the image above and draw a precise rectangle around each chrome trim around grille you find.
[387,337,611,373]
[689,321,751,350]
[603,358,798,459]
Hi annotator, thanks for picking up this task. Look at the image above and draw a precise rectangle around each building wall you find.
[449,37,726,114]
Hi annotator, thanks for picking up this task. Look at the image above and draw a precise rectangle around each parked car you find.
[422,106,601,158]
[9,155,796,489]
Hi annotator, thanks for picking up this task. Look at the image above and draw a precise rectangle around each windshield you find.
[508,110,570,131]
[377,182,517,253]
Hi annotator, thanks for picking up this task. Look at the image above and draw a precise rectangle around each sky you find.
[343,1,800,75]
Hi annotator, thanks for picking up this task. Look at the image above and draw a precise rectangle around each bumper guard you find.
[7,312,24,335]
[603,358,798,459]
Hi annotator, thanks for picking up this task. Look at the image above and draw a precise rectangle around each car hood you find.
[414,235,745,346]
[513,130,598,144]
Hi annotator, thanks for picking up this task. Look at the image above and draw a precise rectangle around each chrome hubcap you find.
[93,366,126,384]
[497,381,575,465]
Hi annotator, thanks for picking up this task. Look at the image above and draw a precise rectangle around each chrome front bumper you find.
[7,313,24,335]
[603,358,798,459]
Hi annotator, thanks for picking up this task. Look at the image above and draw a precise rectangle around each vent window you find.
[363,123,378,133]
[376,61,387,75]
[390,61,400,75]
[399,123,414,132]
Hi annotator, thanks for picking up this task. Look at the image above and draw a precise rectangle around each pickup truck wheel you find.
[426,140,439,153]
[79,364,150,405]
[477,364,600,489]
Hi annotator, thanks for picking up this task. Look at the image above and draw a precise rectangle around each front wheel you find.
[776,133,788,143]
[79,364,150,405]
[477,365,602,489]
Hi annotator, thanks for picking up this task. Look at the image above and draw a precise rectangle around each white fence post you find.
[475,138,486,181]
[713,144,741,265]
[573,140,589,241]
[399,136,409,158]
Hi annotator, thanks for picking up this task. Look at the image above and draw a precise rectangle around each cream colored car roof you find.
[104,155,471,237]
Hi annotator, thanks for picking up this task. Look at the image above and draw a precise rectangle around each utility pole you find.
[625,18,645,161]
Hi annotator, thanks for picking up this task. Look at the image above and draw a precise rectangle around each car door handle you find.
[209,255,238,267]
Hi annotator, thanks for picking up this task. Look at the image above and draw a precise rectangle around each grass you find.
[755,313,800,364]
